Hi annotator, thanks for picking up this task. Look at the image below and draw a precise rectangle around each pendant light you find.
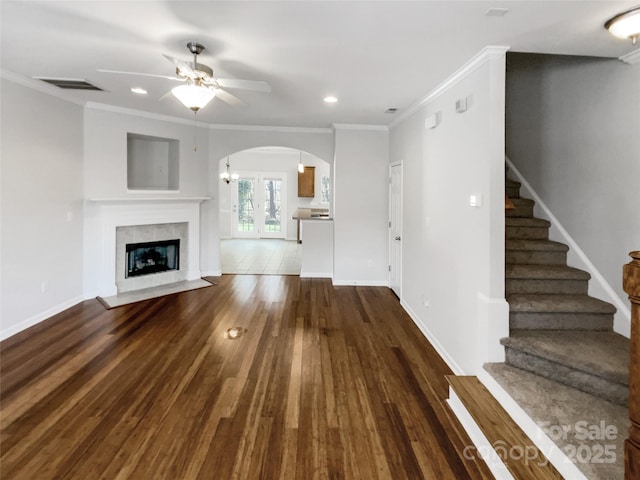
[220,157,239,184]
[298,152,305,173]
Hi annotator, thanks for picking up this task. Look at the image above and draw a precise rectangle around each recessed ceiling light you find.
[131,87,147,95]
[485,7,509,17]
[324,96,338,103]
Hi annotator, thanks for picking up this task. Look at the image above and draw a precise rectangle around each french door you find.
[233,173,287,239]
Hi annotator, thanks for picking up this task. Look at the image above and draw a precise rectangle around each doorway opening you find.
[218,146,330,275]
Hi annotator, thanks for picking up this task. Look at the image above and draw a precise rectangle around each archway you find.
[217,146,331,275]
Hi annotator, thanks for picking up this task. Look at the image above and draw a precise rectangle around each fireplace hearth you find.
[126,239,180,278]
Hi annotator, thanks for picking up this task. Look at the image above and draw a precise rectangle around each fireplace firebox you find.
[126,239,180,278]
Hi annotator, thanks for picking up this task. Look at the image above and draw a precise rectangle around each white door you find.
[233,173,287,239]
[389,163,402,297]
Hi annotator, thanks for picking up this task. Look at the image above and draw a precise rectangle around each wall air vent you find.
[385,108,398,114]
[33,77,104,91]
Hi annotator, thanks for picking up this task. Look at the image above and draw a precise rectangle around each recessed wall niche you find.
[127,133,179,191]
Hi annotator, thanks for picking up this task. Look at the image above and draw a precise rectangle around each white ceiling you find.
[1,1,637,128]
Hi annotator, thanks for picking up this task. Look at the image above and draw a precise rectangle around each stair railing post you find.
[624,251,640,479]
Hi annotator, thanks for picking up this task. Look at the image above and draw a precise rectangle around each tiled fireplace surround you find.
[87,199,206,297]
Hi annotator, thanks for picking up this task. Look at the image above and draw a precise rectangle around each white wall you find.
[218,148,330,240]
[333,126,389,285]
[389,47,509,374]
[506,53,640,334]
[82,106,211,295]
[1,78,84,339]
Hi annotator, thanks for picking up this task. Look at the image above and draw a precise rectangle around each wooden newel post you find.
[624,251,640,480]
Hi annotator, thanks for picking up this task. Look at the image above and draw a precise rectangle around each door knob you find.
[394,236,401,241]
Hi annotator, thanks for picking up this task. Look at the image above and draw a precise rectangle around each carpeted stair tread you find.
[501,330,630,386]
[505,217,550,228]
[483,363,627,480]
[510,197,534,207]
[507,294,616,314]
[506,239,569,252]
[505,264,590,281]
[506,179,521,188]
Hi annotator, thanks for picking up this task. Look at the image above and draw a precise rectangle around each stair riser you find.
[504,347,628,406]
[506,226,549,240]
[506,204,534,218]
[509,312,613,331]
[506,250,567,265]
[506,185,520,198]
[506,279,588,295]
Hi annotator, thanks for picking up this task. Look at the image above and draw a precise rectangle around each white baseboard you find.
[300,272,332,278]
[201,270,222,277]
[331,279,389,287]
[400,299,464,375]
[505,157,631,337]
[478,369,587,480]
[1,295,84,342]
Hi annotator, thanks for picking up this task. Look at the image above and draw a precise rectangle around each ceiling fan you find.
[98,42,271,112]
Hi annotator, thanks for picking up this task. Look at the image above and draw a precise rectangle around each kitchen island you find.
[292,208,333,278]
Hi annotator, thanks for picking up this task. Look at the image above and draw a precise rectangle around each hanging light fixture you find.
[605,7,640,45]
[298,151,305,173]
[172,79,217,112]
[220,157,239,184]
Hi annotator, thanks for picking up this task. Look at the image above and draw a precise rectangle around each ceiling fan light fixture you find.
[172,83,217,112]
[605,7,640,44]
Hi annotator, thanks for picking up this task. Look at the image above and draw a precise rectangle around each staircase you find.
[501,178,630,406]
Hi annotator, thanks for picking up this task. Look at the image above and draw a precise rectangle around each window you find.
[321,175,330,203]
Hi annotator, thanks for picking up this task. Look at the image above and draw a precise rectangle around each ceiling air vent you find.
[33,77,104,91]
[385,108,398,114]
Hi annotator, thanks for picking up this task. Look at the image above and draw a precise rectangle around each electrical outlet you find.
[423,296,430,308]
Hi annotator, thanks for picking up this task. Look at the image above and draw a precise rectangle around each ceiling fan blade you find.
[215,88,247,107]
[97,69,182,81]
[162,53,196,78]
[159,89,174,101]
[216,78,271,92]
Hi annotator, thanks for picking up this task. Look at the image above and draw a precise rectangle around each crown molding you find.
[620,48,640,65]
[332,123,388,131]
[84,102,205,127]
[1,69,86,107]
[209,124,333,134]
[389,45,510,128]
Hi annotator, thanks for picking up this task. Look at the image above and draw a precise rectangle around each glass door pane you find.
[263,178,282,234]
[237,178,256,234]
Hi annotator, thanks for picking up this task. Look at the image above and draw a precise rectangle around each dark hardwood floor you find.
[1,275,493,479]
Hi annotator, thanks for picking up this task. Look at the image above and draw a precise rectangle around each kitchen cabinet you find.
[298,166,315,197]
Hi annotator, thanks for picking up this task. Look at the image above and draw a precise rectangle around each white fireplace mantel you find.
[83,197,210,298]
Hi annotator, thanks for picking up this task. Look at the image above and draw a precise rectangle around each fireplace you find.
[126,239,180,278]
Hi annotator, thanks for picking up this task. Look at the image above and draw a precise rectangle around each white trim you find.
[90,196,210,203]
[447,388,515,480]
[400,299,464,375]
[478,369,588,480]
[389,45,510,128]
[619,48,640,65]
[505,156,631,337]
[331,279,389,287]
[388,162,403,298]
[85,101,202,127]
[1,69,86,107]
[201,270,222,277]
[210,124,333,134]
[0,295,84,341]
[332,123,388,131]
[300,272,333,278]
